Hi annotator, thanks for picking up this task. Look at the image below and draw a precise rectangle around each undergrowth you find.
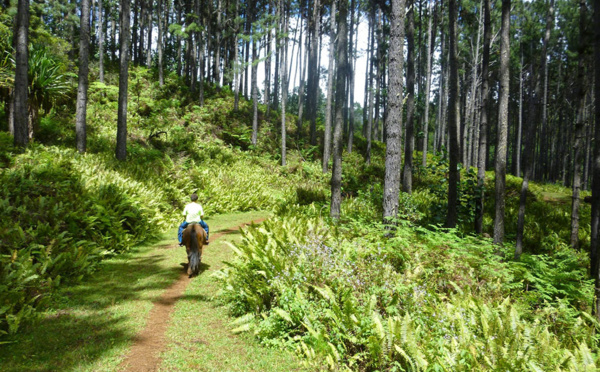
[217,209,599,370]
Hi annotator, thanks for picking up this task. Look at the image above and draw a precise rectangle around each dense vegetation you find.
[0,65,597,368]
[2,0,600,370]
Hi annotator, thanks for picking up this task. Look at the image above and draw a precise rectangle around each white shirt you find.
[183,202,204,223]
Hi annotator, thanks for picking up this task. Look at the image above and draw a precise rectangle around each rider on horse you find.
[178,193,209,246]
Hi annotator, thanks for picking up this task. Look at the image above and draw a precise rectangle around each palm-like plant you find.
[1,42,73,138]
[27,46,73,137]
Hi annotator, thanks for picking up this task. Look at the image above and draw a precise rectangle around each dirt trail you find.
[118,219,265,372]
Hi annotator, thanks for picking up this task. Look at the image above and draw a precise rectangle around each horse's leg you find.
[186,247,193,276]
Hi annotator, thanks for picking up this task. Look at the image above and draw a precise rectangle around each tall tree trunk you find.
[98,0,104,83]
[330,0,348,219]
[493,0,510,245]
[76,0,91,154]
[132,0,139,63]
[516,45,523,177]
[373,8,383,142]
[515,0,554,258]
[347,0,357,153]
[475,0,490,234]
[570,0,589,250]
[445,0,459,228]
[138,0,146,65]
[297,24,308,139]
[13,0,29,147]
[308,0,321,146]
[365,7,375,161]
[362,16,371,131]
[251,10,259,146]
[111,11,117,62]
[233,0,240,109]
[273,3,281,111]
[591,0,600,320]
[322,1,336,173]
[435,23,446,154]
[158,0,164,86]
[116,0,130,161]
[281,0,289,166]
[176,1,182,76]
[215,0,222,87]
[402,0,415,194]
[146,0,152,67]
[421,0,435,167]
[383,0,406,222]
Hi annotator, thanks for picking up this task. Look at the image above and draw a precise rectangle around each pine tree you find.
[116,0,130,161]
[383,0,406,222]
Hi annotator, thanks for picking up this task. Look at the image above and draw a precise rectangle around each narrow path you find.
[118,219,265,372]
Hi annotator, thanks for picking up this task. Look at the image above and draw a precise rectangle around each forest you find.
[1,0,600,370]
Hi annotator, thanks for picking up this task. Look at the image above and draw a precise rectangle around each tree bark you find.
[116,0,130,161]
[330,0,348,219]
[516,45,523,177]
[322,1,336,173]
[383,0,406,222]
[158,0,164,85]
[98,0,104,83]
[233,0,240,109]
[402,0,415,194]
[76,0,91,154]
[146,0,152,68]
[421,0,435,167]
[308,0,321,146]
[493,0,510,245]
[475,0,490,234]
[347,0,357,153]
[591,0,600,320]
[570,0,589,250]
[13,0,29,147]
[445,0,459,228]
[281,0,288,166]
[251,9,259,146]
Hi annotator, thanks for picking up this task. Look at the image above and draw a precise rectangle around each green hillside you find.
[1,66,597,370]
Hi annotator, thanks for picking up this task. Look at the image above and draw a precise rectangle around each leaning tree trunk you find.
[383,0,406,223]
[330,0,348,220]
[116,0,130,161]
[493,0,510,245]
[446,0,459,228]
[322,1,336,173]
[13,0,29,147]
[402,0,415,194]
[76,0,91,154]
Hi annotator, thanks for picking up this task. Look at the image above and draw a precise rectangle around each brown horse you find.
[181,223,206,277]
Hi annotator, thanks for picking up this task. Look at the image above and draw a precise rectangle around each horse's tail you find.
[189,227,200,275]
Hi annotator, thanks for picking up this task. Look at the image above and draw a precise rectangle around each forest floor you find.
[0,211,307,372]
